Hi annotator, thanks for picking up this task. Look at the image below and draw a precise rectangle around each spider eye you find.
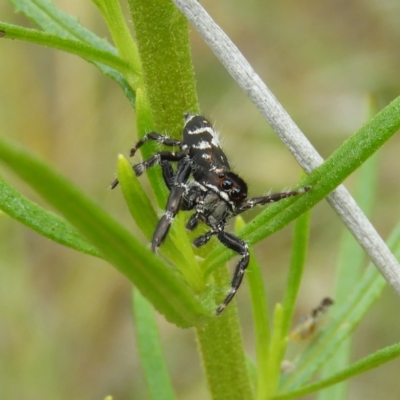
[221,179,232,190]
[230,188,242,199]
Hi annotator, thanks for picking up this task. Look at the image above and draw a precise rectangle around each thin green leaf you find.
[281,209,311,337]
[9,0,116,45]
[279,222,400,391]
[0,176,101,258]
[261,210,311,398]
[234,217,271,400]
[0,22,130,74]
[203,95,400,277]
[317,97,381,400]
[0,135,206,327]
[117,155,159,240]
[8,0,137,106]
[273,342,400,400]
[318,153,379,400]
[117,155,204,292]
[133,290,177,400]
[91,0,142,89]
[118,92,204,293]
[264,304,286,398]
[250,250,273,400]
[134,88,169,208]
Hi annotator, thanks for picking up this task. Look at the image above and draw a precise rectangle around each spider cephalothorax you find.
[112,113,310,315]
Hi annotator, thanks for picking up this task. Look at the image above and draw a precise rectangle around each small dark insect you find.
[290,297,334,341]
[112,113,311,315]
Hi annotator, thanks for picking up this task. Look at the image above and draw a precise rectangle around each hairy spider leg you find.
[185,193,206,231]
[152,158,192,251]
[191,225,249,315]
[215,231,249,315]
[192,226,219,247]
[132,151,188,177]
[160,160,175,190]
[235,186,312,214]
[111,150,187,189]
[110,133,182,189]
[193,186,311,314]
[130,132,181,157]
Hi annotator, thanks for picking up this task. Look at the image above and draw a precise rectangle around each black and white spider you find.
[112,113,311,315]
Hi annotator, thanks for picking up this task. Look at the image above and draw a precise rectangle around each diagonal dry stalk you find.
[172,0,400,296]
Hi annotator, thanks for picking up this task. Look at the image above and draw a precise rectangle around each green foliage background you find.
[1,1,400,399]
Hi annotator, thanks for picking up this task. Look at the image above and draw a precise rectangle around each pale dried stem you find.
[172,0,400,294]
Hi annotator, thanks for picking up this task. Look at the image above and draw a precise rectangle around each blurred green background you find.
[1,1,400,399]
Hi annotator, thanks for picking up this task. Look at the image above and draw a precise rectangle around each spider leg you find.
[129,133,181,157]
[161,162,206,216]
[186,212,202,231]
[185,194,205,230]
[192,227,218,247]
[236,186,311,214]
[215,231,249,315]
[111,151,187,189]
[160,160,175,191]
[133,151,188,177]
[152,158,192,251]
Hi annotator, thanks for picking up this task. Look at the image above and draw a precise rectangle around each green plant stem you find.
[196,267,253,400]
[128,0,199,133]
[124,3,253,396]
[91,0,142,89]
[126,0,204,295]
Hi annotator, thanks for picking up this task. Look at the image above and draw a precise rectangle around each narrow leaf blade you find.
[133,290,177,400]
[0,135,206,327]
[0,176,101,257]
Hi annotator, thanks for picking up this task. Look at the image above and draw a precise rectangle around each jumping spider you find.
[112,113,310,315]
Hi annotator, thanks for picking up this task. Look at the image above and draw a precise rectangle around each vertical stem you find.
[128,0,199,134]
[126,3,251,399]
[196,267,253,400]
[128,0,202,289]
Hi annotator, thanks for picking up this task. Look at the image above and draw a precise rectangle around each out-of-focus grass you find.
[1,1,400,399]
